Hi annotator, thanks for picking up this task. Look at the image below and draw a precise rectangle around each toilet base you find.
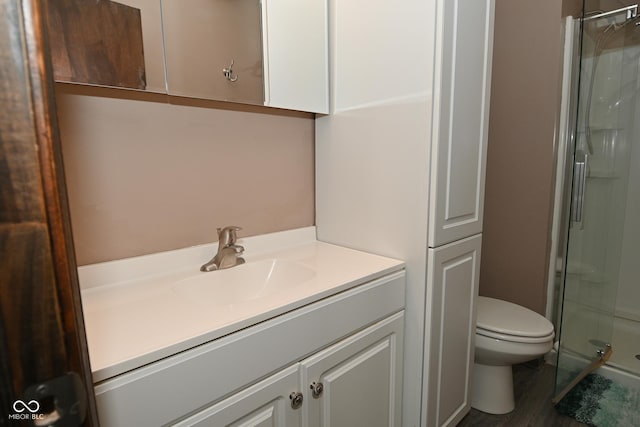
[471,363,514,414]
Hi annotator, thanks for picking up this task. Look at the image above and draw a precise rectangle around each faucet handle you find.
[229,244,244,254]
[217,226,242,246]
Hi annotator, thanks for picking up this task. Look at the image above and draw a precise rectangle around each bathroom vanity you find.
[79,228,405,426]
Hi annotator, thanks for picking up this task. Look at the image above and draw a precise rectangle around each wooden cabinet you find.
[424,235,481,427]
[174,312,404,427]
[428,0,494,248]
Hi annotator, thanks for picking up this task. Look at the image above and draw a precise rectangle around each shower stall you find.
[553,0,640,396]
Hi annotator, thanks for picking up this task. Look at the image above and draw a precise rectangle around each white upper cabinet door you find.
[429,0,495,247]
[261,0,329,113]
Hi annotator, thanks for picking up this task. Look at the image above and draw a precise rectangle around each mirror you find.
[161,0,264,105]
[161,0,328,112]
[117,0,167,93]
[45,0,328,113]
[44,0,167,93]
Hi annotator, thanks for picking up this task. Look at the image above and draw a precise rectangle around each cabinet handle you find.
[310,381,324,398]
[289,392,303,409]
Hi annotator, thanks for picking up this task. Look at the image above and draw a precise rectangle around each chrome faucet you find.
[200,226,245,272]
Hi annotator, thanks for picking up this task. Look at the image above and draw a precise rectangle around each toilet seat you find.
[476,296,554,343]
[476,326,554,344]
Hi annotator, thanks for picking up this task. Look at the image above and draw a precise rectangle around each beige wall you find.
[563,0,583,17]
[56,84,315,265]
[480,0,567,314]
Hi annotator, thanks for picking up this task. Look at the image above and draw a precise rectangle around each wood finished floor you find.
[457,363,588,427]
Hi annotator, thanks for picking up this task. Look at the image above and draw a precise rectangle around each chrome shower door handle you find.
[571,150,588,225]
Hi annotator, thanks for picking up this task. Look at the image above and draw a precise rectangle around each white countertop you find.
[80,227,404,383]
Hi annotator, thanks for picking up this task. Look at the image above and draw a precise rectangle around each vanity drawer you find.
[94,270,405,426]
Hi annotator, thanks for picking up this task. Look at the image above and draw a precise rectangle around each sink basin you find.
[172,259,316,306]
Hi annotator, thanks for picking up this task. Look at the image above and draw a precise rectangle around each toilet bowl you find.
[471,296,554,414]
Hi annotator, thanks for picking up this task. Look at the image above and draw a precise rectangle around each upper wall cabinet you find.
[44,0,167,93]
[161,0,329,113]
[261,0,328,113]
[44,0,329,113]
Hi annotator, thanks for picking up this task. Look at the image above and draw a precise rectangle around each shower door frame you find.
[555,3,640,393]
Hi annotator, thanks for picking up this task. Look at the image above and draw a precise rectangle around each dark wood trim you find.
[0,0,98,425]
[26,0,99,423]
[54,82,316,119]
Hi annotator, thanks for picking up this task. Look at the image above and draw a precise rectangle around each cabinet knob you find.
[310,381,324,398]
[289,392,304,409]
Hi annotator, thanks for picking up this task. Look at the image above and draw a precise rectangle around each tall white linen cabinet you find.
[315,0,495,426]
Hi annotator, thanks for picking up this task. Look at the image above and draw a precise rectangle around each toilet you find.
[471,296,555,414]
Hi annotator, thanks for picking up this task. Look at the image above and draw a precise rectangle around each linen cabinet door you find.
[172,365,301,427]
[428,0,494,247]
[299,312,404,427]
[425,234,481,427]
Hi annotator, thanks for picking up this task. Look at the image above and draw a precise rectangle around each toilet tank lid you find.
[476,296,554,338]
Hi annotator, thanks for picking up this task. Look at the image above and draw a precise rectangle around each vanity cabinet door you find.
[425,235,481,427]
[172,365,301,427]
[299,312,404,427]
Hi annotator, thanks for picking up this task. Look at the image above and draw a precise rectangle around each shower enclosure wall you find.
[554,1,640,393]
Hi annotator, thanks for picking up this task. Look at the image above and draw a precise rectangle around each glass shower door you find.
[555,4,638,393]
